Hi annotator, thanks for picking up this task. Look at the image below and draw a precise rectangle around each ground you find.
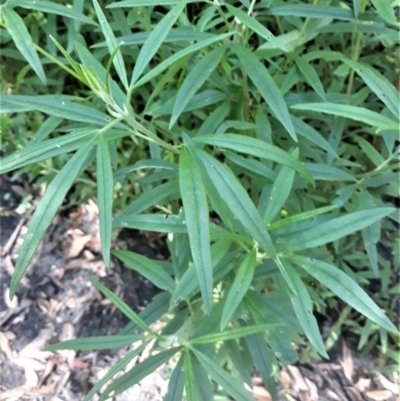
[0,174,398,401]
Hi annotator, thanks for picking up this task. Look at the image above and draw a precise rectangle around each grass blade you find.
[170,46,226,128]
[284,208,394,252]
[87,274,153,333]
[93,0,129,90]
[112,250,176,291]
[191,348,256,401]
[291,103,396,129]
[233,43,296,141]
[192,134,314,184]
[283,261,329,358]
[2,7,46,85]
[225,4,287,52]
[9,140,94,298]
[179,147,213,313]
[192,147,277,258]
[44,335,145,351]
[100,347,181,400]
[96,133,113,267]
[289,256,398,334]
[130,2,186,86]
[220,250,256,330]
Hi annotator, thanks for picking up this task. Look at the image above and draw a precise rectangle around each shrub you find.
[1,0,399,400]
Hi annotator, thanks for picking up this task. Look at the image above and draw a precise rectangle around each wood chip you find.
[287,365,309,392]
[68,234,92,258]
[340,340,354,384]
[376,373,400,395]
[326,389,341,400]
[305,378,319,401]
[355,377,371,392]
[365,390,394,400]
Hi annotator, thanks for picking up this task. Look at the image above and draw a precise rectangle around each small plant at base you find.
[1,0,399,400]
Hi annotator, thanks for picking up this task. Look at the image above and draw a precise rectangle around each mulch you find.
[0,175,398,401]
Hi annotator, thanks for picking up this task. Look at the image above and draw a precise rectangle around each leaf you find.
[93,0,129,90]
[293,54,326,101]
[86,274,153,333]
[192,147,276,258]
[3,96,113,126]
[192,357,214,401]
[225,4,287,52]
[132,33,233,90]
[284,208,394,252]
[10,140,94,298]
[184,351,196,401]
[342,58,400,119]
[164,356,185,401]
[170,46,225,128]
[233,43,296,141]
[266,328,298,365]
[291,103,396,129]
[113,214,187,233]
[112,250,176,291]
[263,149,297,224]
[96,134,113,267]
[100,347,181,400]
[220,249,256,330]
[282,262,328,358]
[108,0,196,7]
[268,205,337,230]
[2,7,46,85]
[0,130,95,174]
[192,134,314,184]
[191,348,256,401]
[290,256,398,333]
[83,341,149,401]
[179,147,213,313]
[304,163,356,182]
[191,324,279,344]
[370,0,397,25]
[130,2,186,86]
[10,0,96,25]
[44,335,144,351]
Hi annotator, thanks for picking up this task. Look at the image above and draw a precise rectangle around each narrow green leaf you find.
[191,348,256,401]
[291,103,396,129]
[44,335,144,351]
[293,54,326,101]
[192,134,314,184]
[304,163,356,182]
[184,351,196,401]
[370,0,397,25]
[96,134,113,267]
[10,141,94,298]
[11,0,96,25]
[192,357,214,401]
[245,331,277,399]
[83,341,149,401]
[170,46,225,128]
[100,347,180,400]
[192,148,276,258]
[164,356,185,401]
[225,4,287,52]
[132,33,233,90]
[275,257,297,295]
[263,149,297,224]
[220,250,256,330]
[112,250,176,291]
[93,0,128,90]
[86,274,153,333]
[0,130,95,174]
[284,208,394,252]
[289,256,398,334]
[179,147,213,313]
[283,262,328,358]
[3,96,112,126]
[131,2,186,86]
[108,0,196,7]
[342,58,400,119]
[113,214,187,233]
[354,136,385,167]
[2,8,46,85]
[266,328,298,365]
[233,43,296,141]
[27,116,63,147]
[191,323,279,345]
[268,205,337,230]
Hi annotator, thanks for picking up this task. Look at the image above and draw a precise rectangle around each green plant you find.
[1,0,399,399]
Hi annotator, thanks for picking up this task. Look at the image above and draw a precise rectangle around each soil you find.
[0,175,398,401]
